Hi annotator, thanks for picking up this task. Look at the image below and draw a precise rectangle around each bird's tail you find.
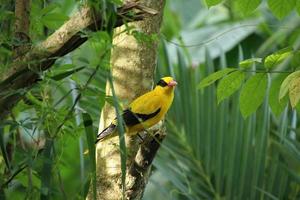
[95,123,117,143]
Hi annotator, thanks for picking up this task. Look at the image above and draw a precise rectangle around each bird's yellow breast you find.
[126,87,174,134]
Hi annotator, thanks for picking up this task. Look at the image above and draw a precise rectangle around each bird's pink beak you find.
[168,80,178,87]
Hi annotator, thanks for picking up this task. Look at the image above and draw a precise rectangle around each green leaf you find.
[42,12,69,22]
[41,13,69,29]
[82,113,96,199]
[17,171,41,188]
[269,75,287,116]
[108,0,123,6]
[279,71,300,100]
[40,3,59,15]
[49,66,85,81]
[264,47,293,69]
[297,1,300,15]
[236,0,262,15]
[271,139,300,172]
[217,71,245,104]
[82,113,96,161]
[205,0,223,7]
[0,128,10,171]
[289,75,300,108]
[40,139,54,199]
[108,75,127,198]
[0,11,14,21]
[198,68,236,89]
[239,58,262,68]
[267,0,296,19]
[239,73,267,118]
[291,50,300,68]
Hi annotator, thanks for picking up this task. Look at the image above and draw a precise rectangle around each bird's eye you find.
[157,79,168,87]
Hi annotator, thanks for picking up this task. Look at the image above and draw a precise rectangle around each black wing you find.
[122,108,161,126]
[96,123,116,143]
[96,108,161,143]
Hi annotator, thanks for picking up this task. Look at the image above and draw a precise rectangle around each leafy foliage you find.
[145,1,300,199]
[0,0,112,199]
[288,73,300,108]
[267,0,296,19]
[205,0,300,19]
[217,70,245,104]
[198,68,236,89]
[239,73,267,117]
[82,113,96,199]
[235,0,262,15]
[200,46,300,116]
[239,58,262,68]
[205,0,223,7]
[280,70,300,109]
[145,41,300,199]
[264,47,293,69]
[269,74,288,116]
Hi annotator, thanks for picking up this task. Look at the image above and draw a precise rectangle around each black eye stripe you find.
[157,79,168,87]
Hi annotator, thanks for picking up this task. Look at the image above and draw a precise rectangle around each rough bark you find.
[92,0,165,199]
[4,0,32,170]
[0,2,156,121]
[13,0,31,57]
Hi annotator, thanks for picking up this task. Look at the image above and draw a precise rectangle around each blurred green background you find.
[1,0,300,199]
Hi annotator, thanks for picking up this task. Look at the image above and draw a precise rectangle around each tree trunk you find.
[90,0,165,199]
[13,0,31,58]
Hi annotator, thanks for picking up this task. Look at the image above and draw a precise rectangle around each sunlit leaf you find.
[239,57,262,68]
[264,47,293,69]
[217,70,245,104]
[279,71,300,100]
[239,73,267,118]
[267,0,296,19]
[198,68,236,89]
[289,76,300,108]
[236,0,262,15]
[205,0,223,7]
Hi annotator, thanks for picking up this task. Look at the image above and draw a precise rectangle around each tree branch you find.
[93,0,165,199]
[0,2,157,121]
[13,0,31,58]
[126,127,166,199]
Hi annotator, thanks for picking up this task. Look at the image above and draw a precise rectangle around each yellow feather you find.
[97,76,177,141]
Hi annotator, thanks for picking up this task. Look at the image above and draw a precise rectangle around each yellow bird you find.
[96,76,177,142]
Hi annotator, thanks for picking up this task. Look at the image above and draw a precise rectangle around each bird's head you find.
[155,77,177,92]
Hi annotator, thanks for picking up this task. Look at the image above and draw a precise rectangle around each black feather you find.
[96,108,161,142]
[122,108,161,126]
[157,79,168,87]
[96,123,116,143]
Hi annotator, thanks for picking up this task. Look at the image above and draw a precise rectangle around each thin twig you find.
[1,164,27,188]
